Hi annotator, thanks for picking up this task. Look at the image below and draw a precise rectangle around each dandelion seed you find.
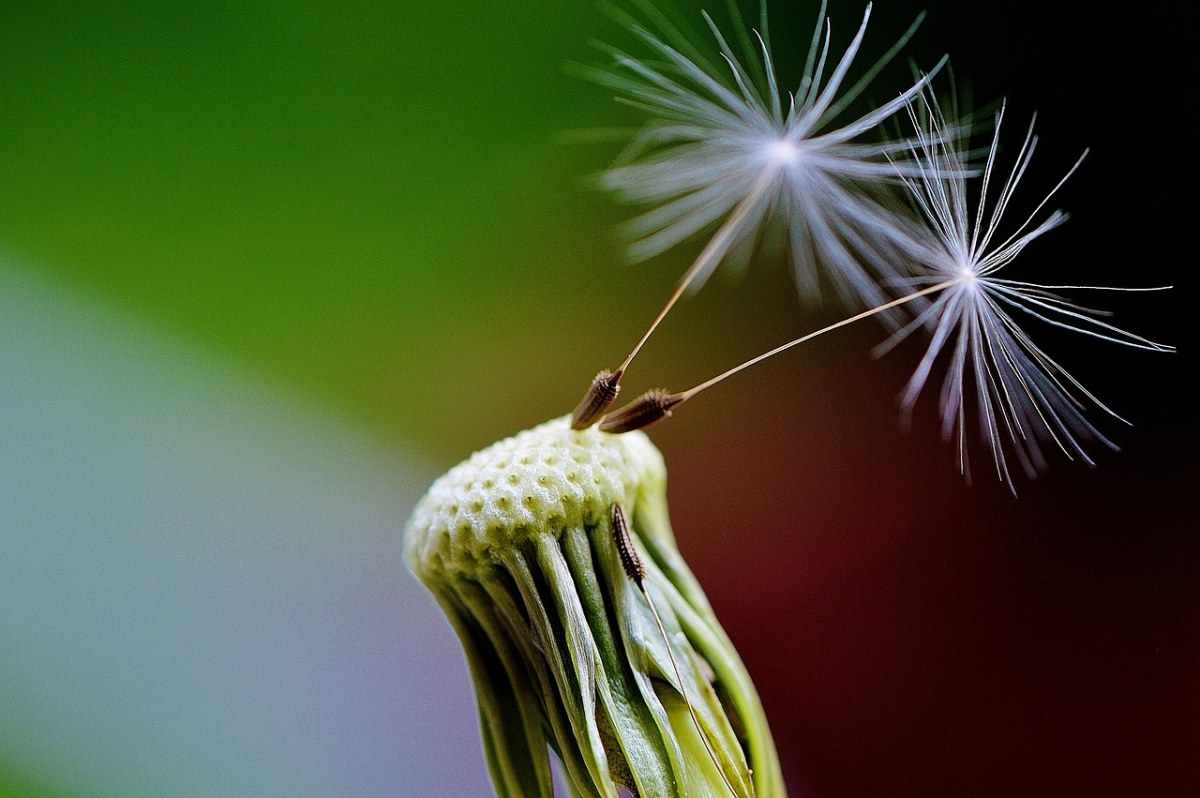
[875,92,1173,488]
[610,502,744,798]
[600,91,1172,491]
[572,0,945,428]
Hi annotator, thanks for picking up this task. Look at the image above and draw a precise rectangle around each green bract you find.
[405,417,785,797]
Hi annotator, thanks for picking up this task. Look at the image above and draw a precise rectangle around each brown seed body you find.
[610,503,645,588]
[600,390,684,434]
[571,370,622,430]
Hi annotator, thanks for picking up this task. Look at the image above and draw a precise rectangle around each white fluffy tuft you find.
[880,92,1173,490]
[592,1,943,310]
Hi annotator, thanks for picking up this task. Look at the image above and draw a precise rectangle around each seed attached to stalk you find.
[611,502,743,798]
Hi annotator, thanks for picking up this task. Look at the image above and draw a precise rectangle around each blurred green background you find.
[2,1,1195,796]
[0,0,631,453]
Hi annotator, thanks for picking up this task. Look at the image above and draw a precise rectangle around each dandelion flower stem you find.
[405,420,777,797]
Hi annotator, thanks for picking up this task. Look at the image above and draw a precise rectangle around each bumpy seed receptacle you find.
[405,416,785,798]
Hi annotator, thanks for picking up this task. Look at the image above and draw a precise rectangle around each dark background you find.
[651,2,1197,796]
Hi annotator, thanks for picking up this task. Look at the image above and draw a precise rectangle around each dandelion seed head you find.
[404,416,782,796]
[405,417,663,579]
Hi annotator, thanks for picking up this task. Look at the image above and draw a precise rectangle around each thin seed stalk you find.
[571,169,780,430]
[601,280,956,434]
